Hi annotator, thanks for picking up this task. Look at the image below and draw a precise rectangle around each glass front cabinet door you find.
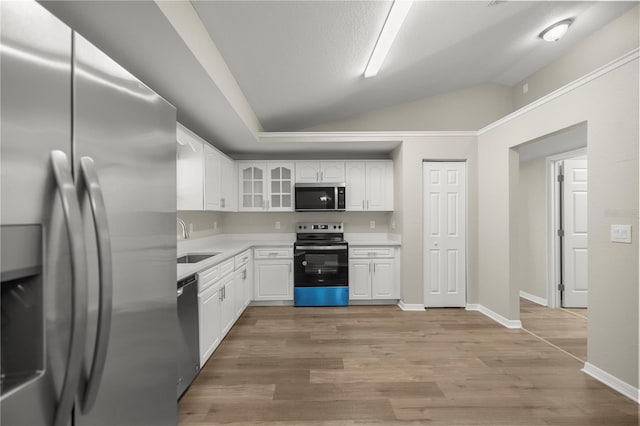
[268,162,294,211]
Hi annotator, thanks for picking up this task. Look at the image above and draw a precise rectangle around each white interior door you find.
[562,157,588,308]
[423,162,466,307]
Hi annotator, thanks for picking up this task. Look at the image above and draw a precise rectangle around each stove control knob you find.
[302,261,308,266]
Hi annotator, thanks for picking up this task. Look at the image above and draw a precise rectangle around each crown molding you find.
[258,130,477,143]
[478,48,640,135]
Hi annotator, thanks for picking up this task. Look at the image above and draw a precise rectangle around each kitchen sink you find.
[177,253,220,264]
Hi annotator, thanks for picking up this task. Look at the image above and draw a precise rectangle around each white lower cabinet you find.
[349,261,372,299]
[348,246,399,300]
[220,275,235,336]
[196,253,249,367]
[233,251,253,318]
[253,247,293,301]
[254,261,293,300]
[198,284,221,366]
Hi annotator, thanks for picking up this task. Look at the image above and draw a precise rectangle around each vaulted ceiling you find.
[40,1,636,156]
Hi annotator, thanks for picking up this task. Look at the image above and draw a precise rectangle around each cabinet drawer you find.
[349,247,393,258]
[219,258,235,278]
[234,250,252,270]
[254,247,293,259]
[197,265,220,292]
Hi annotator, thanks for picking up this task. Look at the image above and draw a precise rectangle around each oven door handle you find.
[294,245,348,251]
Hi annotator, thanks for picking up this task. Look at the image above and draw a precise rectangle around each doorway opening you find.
[514,122,588,362]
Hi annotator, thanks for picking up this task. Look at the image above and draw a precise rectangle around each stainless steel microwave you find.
[294,183,346,212]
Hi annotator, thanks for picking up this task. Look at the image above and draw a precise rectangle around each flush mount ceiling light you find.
[364,0,414,78]
[539,18,574,42]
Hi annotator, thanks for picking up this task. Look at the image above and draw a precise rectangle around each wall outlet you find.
[188,223,193,233]
[370,220,375,229]
[523,83,529,94]
[611,224,632,243]
[391,220,396,230]
[275,221,281,230]
[213,221,218,230]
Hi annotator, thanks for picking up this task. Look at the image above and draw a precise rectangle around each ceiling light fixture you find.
[364,0,414,78]
[539,18,574,42]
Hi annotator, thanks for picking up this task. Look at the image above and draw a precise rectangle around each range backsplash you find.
[177,210,393,237]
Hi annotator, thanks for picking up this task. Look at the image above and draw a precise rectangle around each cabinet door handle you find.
[243,269,247,280]
[373,263,376,274]
[289,263,292,273]
[362,200,365,210]
[367,200,369,210]
[316,171,319,182]
[320,171,324,181]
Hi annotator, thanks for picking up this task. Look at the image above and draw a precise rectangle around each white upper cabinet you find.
[345,162,366,211]
[345,160,393,211]
[178,123,236,212]
[238,161,294,212]
[295,161,345,183]
[267,162,294,211]
[177,124,204,211]
[220,156,237,211]
[204,144,237,212]
[238,161,267,211]
[204,144,222,210]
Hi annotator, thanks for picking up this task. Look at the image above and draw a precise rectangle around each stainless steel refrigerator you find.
[1,1,178,425]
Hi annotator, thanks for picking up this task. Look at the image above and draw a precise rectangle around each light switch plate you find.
[610,224,632,244]
[370,220,375,229]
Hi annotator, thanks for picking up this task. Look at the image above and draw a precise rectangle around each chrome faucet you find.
[177,218,190,239]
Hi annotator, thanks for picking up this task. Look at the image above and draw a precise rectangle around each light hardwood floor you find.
[520,298,587,361]
[180,305,638,425]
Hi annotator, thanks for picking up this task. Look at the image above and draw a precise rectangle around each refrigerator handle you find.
[50,151,89,426]
[77,156,114,414]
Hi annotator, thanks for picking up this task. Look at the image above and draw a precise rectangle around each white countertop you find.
[176,232,401,281]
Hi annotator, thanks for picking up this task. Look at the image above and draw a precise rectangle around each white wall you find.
[303,83,513,132]
[517,157,547,300]
[478,58,639,389]
[393,136,479,305]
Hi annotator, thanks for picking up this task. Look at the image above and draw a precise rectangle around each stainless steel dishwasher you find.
[177,274,200,398]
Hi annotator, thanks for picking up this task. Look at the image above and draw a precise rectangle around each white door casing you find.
[423,162,467,307]
[562,157,588,308]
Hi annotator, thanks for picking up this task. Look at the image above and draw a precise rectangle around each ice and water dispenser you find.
[1,225,44,396]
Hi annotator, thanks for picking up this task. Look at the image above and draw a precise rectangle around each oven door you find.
[294,245,348,287]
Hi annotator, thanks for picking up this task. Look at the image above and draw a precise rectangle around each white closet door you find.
[423,162,466,307]
[562,158,588,308]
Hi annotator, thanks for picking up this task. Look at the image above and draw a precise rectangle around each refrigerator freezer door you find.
[1,2,80,425]
[72,33,178,425]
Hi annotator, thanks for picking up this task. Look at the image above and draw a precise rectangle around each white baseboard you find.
[519,291,548,307]
[582,362,640,403]
[350,299,398,306]
[466,304,522,329]
[398,301,425,311]
[249,300,294,306]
